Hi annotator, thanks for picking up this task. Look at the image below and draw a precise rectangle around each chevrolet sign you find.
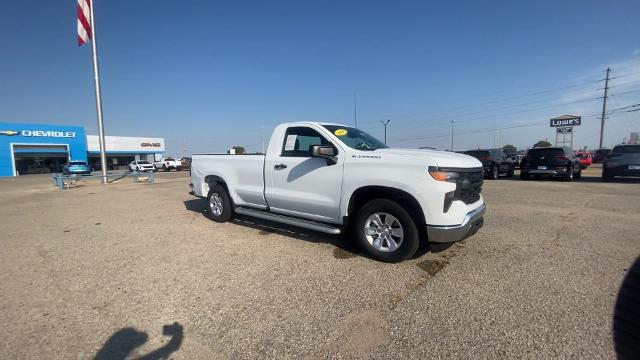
[21,130,76,138]
[0,130,19,136]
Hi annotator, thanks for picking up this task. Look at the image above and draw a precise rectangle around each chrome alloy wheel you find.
[209,193,224,216]
[364,212,404,252]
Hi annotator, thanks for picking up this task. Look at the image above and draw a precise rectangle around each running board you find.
[234,207,342,235]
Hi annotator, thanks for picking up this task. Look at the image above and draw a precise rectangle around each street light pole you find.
[450,120,455,151]
[380,120,391,144]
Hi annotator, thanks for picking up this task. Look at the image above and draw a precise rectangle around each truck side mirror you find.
[311,145,337,165]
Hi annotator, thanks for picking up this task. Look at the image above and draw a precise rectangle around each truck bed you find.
[191,154,267,209]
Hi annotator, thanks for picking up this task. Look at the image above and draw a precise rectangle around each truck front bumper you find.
[426,204,486,244]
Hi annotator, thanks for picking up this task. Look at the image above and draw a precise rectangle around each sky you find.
[1,0,639,155]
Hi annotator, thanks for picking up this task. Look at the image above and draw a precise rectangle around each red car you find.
[576,151,592,169]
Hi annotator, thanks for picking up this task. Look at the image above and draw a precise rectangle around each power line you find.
[368,78,604,125]
[388,94,602,132]
[391,120,548,142]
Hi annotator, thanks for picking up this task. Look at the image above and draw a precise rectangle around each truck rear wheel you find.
[354,199,419,262]
[207,185,233,222]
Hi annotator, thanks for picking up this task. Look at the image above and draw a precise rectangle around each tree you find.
[533,140,552,148]
[502,144,517,153]
[227,146,246,154]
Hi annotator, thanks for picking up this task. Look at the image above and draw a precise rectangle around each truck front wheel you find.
[354,199,419,262]
[207,185,233,222]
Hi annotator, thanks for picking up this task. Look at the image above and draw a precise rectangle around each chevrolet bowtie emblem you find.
[0,130,19,136]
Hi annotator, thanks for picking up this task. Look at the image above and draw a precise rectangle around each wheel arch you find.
[346,186,427,228]
[204,175,230,194]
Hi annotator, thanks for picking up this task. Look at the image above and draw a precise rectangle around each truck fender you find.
[344,185,429,228]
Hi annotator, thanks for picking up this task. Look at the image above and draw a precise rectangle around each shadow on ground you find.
[94,322,183,360]
[183,199,441,261]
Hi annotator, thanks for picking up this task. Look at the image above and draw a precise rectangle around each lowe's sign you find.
[550,117,581,127]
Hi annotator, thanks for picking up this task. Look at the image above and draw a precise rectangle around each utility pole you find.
[353,93,358,128]
[599,67,611,149]
[380,120,390,144]
[450,120,455,151]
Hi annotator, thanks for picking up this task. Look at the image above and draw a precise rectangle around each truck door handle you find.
[274,164,287,170]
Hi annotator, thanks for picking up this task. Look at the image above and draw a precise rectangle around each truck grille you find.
[458,170,483,204]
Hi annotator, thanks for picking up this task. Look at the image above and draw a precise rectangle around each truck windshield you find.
[321,125,388,151]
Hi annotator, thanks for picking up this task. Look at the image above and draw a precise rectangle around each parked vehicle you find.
[602,145,640,181]
[154,157,181,171]
[593,148,611,163]
[520,147,582,181]
[462,149,514,179]
[129,160,155,172]
[62,161,91,175]
[575,151,592,169]
[506,152,526,169]
[190,122,486,262]
[178,157,192,171]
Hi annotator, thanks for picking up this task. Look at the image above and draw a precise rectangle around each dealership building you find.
[0,122,165,176]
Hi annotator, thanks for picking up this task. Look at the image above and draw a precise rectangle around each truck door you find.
[264,125,343,224]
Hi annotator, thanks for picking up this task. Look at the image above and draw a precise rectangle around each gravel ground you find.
[0,168,638,359]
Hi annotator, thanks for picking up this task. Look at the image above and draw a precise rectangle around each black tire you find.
[206,185,233,222]
[602,169,613,182]
[575,167,582,179]
[563,165,574,182]
[613,256,640,359]
[507,165,515,178]
[163,165,168,172]
[489,165,499,180]
[354,199,419,262]
[520,172,529,180]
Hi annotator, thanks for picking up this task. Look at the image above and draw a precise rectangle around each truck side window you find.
[281,127,332,157]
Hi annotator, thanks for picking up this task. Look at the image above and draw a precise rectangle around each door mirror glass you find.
[311,145,337,164]
[312,145,336,157]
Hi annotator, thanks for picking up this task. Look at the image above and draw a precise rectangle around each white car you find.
[129,160,155,172]
[154,157,181,171]
[190,122,485,262]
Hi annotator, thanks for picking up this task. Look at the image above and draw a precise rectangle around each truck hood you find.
[373,148,482,168]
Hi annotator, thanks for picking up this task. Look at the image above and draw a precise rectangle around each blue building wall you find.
[0,122,87,176]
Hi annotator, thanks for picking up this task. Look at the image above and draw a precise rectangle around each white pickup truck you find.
[190,122,485,262]
[154,157,181,171]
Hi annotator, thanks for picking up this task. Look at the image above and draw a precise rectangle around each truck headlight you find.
[428,166,459,183]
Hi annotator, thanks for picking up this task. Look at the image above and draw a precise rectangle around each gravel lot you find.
[0,168,638,359]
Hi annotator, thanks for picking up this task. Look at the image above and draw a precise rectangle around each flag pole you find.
[88,0,108,184]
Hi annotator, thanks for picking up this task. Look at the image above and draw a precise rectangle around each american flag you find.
[77,0,92,46]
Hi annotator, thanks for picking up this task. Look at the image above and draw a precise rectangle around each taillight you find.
[554,155,568,161]
[478,156,490,160]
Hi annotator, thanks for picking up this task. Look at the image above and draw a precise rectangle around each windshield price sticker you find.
[284,134,297,150]
[334,129,348,136]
